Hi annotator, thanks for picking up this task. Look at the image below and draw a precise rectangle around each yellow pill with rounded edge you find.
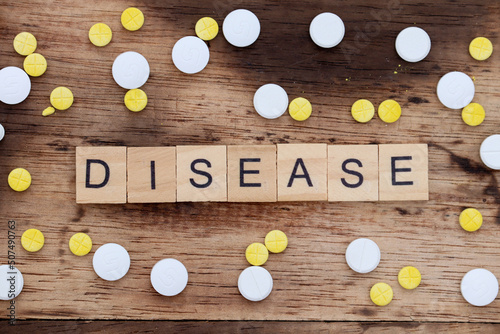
[245,242,269,266]
[370,282,393,306]
[351,99,374,123]
[13,32,37,56]
[42,106,55,116]
[50,87,73,110]
[265,230,288,253]
[124,89,148,112]
[469,37,493,61]
[23,53,47,77]
[89,23,112,47]
[21,229,44,252]
[398,266,421,289]
[289,97,312,121]
[196,17,219,41]
[378,99,401,123]
[121,7,144,31]
[69,233,93,256]
[459,208,482,232]
[462,103,485,126]
[8,168,31,191]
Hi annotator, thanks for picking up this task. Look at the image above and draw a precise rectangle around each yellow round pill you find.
[50,87,73,110]
[69,233,93,256]
[370,282,393,306]
[124,89,147,112]
[469,37,493,61]
[289,97,312,121]
[265,230,288,253]
[245,242,269,266]
[351,99,374,123]
[378,99,401,123]
[13,32,37,56]
[23,53,47,77]
[195,17,219,41]
[42,106,55,116]
[121,7,144,31]
[462,103,485,126]
[8,168,31,192]
[21,229,44,252]
[459,208,482,232]
[88,23,112,47]
[398,266,421,289]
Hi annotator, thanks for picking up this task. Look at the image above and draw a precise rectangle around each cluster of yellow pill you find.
[245,230,288,266]
[20,229,93,256]
[352,99,401,124]
[14,32,48,79]
[368,265,421,306]
[459,208,483,232]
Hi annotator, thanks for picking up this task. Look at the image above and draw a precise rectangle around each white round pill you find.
[253,84,288,119]
[309,12,345,48]
[395,27,431,62]
[0,66,31,105]
[461,268,499,306]
[345,238,380,274]
[0,124,4,142]
[223,9,260,47]
[0,265,24,300]
[112,51,150,89]
[480,135,500,170]
[437,71,475,109]
[238,266,273,302]
[93,243,130,281]
[172,36,210,74]
[150,258,188,296]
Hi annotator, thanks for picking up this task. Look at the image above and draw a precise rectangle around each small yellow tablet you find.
[245,242,269,266]
[22,229,44,252]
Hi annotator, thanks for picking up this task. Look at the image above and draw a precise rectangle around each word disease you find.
[75,144,428,204]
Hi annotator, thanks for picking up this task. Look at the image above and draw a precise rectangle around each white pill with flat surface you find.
[461,268,498,306]
[0,124,4,142]
[437,71,475,109]
[480,135,500,170]
[238,266,273,302]
[309,12,345,48]
[395,27,431,62]
[93,243,130,281]
[151,258,188,296]
[172,36,210,74]
[0,66,31,105]
[253,84,288,119]
[112,51,150,89]
[223,9,260,47]
[0,265,24,300]
[345,238,380,273]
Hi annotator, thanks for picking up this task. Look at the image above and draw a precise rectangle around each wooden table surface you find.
[1,0,500,332]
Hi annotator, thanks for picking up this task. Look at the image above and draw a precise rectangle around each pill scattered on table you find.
[8,168,31,192]
[0,66,31,105]
[246,242,269,266]
[0,265,23,300]
[89,23,112,47]
[172,36,210,74]
[459,208,482,232]
[150,258,188,296]
[480,134,500,170]
[223,9,260,47]
[42,106,55,116]
[462,103,485,126]
[23,53,47,77]
[437,71,475,109]
[21,228,44,252]
[112,51,150,89]
[69,232,93,256]
[124,89,148,112]
[461,268,499,306]
[93,243,130,281]
[309,12,345,48]
[13,32,37,56]
[238,266,273,302]
[289,97,312,121]
[0,124,4,141]
[265,230,288,253]
[378,99,401,123]
[351,99,375,123]
[469,37,493,61]
[195,17,218,41]
[121,7,144,31]
[345,238,380,273]
[50,87,74,110]
[395,27,431,62]
[253,84,288,119]
[370,282,393,306]
[398,266,421,289]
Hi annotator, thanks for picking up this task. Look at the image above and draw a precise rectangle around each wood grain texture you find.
[0,0,500,328]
